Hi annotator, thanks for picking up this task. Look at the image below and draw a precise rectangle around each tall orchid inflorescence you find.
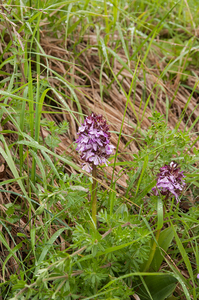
[76,113,114,172]
[76,113,114,226]
[152,161,186,202]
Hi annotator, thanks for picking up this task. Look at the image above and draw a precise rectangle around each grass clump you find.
[0,0,199,299]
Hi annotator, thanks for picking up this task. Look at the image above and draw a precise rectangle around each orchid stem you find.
[91,164,97,227]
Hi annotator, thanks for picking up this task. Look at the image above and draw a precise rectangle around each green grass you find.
[0,0,199,299]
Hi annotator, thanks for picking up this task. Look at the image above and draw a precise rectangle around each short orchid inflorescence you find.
[152,161,186,202]
[76,113,114,172]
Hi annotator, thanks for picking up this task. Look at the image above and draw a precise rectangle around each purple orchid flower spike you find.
[152,161,186,202]
[76,113,114,172]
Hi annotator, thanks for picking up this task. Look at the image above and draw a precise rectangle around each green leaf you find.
[137,275,177,300]
[150,226,174,272]
[35,227,66,275]
[12,280,26,290]
[170,222,195,293]
[136,155,148,196]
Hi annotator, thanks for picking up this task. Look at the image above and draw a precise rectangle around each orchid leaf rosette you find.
[76,113,114,172]
[152,161,186,202]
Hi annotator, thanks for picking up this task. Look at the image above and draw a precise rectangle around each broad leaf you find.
[150,226,174,272]
[136,274,177,300]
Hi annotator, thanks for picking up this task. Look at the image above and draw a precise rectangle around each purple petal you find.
[76,113,114,170]
[152,161,186,202]
[82,163,92,172]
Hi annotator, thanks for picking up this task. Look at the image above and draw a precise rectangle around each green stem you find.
[91,164,97,226]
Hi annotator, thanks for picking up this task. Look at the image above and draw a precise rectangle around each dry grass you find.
[1,22,199,187]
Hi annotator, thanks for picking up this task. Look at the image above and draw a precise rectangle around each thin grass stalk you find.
[19,33,29,177]
[31,5,41,183]
[19,88,27,177]
[113,0,118,26]
[104,0,109,45]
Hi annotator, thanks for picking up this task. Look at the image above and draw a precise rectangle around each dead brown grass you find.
[1,27,199,187]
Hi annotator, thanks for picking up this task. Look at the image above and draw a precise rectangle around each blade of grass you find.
[170,219,196,298]
[135,155,148,196]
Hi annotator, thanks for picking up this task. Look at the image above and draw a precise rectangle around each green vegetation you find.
[0,0,199,299]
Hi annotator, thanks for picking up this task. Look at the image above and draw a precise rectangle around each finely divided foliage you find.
[0,0,199,300]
